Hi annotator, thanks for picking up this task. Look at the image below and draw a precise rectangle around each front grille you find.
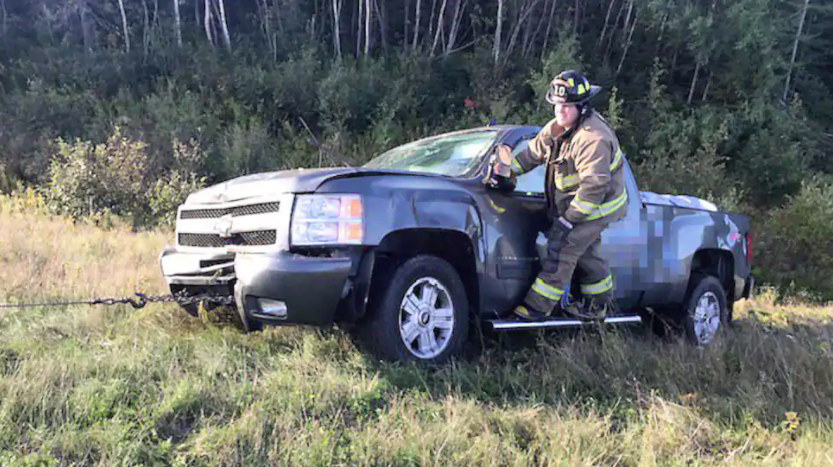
[179,208,227,220]
[180,202,281,220]
[231,202,281,217]
[238,230,277,245]
[178,230,277,248]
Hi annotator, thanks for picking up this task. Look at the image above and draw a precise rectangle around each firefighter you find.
[490,70,628,321]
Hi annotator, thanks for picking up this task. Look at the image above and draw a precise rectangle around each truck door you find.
[484,136,649,312]
[477,134,549,316]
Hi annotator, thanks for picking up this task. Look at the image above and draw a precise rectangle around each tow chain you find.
[0,290,236,310]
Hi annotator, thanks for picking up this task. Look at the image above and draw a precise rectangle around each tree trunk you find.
[272,0,284,37]
[118,0,130,53]
[427,0,438,47]
[784,0,810,104]
[258,0,273,58]
[374,0,388,55]
[687,61,700,104]
[504,0,539,64]
[0,0,6,39]
[412,0,421,51]
[356,0,363,57]
[446,0,467,57]
[616,10,637,75]
[204,0,215,47]
[621,0,633,45]
[574,0,581,35]
[493,0,504,66]
[271,0,278,61]
[430,0,447,57]
[217,0,232,51]
[404,0,410,51]
[153,0,160,43]
[604,0,625,59]
[523,0,546,58]
[701,72,711,102]
[670,45,678,72]
[143,0,150,56]
[521,3,533,57]
[332,0,343,60]
[653,9,667,62]
[540,0,557,61]
[80,0,92,53]
[364,0,372,57]
[598,0,616,50]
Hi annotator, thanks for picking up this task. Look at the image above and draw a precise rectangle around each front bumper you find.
[234,251,353,326]
[160,247,355,326]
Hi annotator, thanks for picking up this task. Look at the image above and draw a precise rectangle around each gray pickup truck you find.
[159,125,753,363]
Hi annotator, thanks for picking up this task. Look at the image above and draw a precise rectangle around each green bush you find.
[317,60,391,134]
[727,98,818,207]
[630,68,745,212]
[45,127,148,222]
[215,116,278,178]
[44,128,205,228]
[755,177,833,301]
[0,79,107,183]
[146,139,207,227]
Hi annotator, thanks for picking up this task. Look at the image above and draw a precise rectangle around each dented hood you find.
[184,168,359,204]
[183,167,446,205]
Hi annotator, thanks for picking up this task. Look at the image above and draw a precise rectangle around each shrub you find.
[317,60,390,134]
[146,139,207,227]
[44,128,206,228]
[45,127,148,223]
[755,177,833,301]
[214,117,278,179]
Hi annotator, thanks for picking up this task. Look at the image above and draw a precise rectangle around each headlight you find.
[290,194,364,246]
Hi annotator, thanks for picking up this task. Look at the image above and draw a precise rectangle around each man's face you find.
[554,103,579,128]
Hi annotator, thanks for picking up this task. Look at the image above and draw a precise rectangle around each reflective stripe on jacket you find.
[511,111,628,224]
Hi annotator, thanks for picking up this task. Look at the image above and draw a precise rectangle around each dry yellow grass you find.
[2,192,833,467]
[0,190,171,304]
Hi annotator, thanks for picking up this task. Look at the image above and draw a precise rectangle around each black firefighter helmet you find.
[546,70,602,106]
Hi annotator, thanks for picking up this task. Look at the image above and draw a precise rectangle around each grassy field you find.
[2,193,833,467]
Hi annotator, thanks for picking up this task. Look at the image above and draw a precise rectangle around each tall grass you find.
[2,194,833,466]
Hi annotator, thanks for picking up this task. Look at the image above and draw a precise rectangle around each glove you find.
[492,144,514,178]
[483,144,516,189]
[550,216,574,241]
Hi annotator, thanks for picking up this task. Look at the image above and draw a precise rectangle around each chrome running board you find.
[488,315,642,331]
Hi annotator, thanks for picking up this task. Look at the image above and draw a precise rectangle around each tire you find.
[681,274,727,346]
[361,255,469,364]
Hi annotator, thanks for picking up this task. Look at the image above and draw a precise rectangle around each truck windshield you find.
[363,129,499,177]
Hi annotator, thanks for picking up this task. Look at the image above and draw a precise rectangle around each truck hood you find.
[184,168,359,204]
[183,167,448,205]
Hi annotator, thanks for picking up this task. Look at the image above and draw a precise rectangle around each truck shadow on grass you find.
[364,315,833,426]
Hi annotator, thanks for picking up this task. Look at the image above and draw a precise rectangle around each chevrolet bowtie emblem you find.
[214,214,233,238]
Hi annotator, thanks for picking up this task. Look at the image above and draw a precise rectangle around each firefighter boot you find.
[513,287,558,321]
[561,294,616,321]
[588,294,618,317]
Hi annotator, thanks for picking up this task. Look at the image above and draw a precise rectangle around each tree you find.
[784,0,810,104]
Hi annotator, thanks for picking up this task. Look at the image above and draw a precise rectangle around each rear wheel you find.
[361,255,469,364]
[682,274,727,346]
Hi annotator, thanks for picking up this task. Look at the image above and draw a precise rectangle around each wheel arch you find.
[366,228,480,319]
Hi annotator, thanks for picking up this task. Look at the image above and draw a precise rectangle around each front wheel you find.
[362,255,469,364]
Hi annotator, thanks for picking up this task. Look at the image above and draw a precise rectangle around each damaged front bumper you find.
[159,246,367,327]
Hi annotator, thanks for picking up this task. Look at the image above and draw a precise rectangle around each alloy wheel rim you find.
[398,277,455,359]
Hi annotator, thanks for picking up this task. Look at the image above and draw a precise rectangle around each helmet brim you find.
[546,85,603,105]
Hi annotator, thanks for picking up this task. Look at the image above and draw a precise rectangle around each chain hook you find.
[128,293,148,309]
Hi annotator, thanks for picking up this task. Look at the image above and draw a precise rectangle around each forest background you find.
[0,0,831,300]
